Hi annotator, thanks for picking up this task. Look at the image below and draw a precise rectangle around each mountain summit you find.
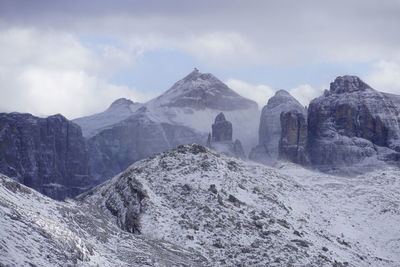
[151,69,258,110]
[328,75,372,95]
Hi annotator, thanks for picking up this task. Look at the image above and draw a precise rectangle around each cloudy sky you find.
[1,0,400,119]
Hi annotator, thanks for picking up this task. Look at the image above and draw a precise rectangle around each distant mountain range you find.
[0,70,399,199]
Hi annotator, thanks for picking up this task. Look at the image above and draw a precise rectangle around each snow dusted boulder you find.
[250,90,306,165]
[308,76,400,174]
[279,110,309,166]
[0,112,91,199]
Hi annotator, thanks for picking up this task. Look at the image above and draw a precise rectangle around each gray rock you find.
[279,111,309,166]
[212,112,232,142]
[307,75,400,173]
[233,139,245,159]
[0,113,91,199]
[250,90,306,164]
[209,113,245,159]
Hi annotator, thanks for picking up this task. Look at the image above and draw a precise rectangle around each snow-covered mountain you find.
[73,98,143,138]
[0,171,206,266]
[145,69,260,151]
[74,69,260,183]
[78,144,400,267]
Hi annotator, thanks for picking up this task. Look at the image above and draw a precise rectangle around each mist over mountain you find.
[0,69,400,266]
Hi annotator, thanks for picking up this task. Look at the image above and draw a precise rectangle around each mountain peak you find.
[330,75,372,94]
[266,89,301,109]
[214,112,227,123]
[151,69,258,111]
[275,89,291,96]
[109,98,135,109]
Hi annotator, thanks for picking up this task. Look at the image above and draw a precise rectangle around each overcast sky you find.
[1,0,400,118]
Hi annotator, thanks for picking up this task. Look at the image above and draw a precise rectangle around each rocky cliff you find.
[279,110,309,165]
[250,90,306,165]
[307,75,400,173]
[0,113,91,199]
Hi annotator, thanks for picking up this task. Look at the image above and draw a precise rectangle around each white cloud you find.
[226,79,322,108]
[289,84,324,106]
[225,79,275,108]
[0,28,153,119]
[183,33,259,68]
[365,60,400,94]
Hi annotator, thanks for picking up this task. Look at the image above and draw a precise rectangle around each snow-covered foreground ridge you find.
[2,144,400,266]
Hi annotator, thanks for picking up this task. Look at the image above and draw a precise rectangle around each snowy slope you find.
[80,144,400,267]
[73,98,143,137]
[279,162,400,264]
[0,173,207,266]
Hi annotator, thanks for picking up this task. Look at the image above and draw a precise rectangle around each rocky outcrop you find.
[212,113,233,142]
[279,111,309,166]
[208,113,245,158]
[0,113,91,199]
[233,139,245,159]
[250,90,306,165]
[307,75,400,173]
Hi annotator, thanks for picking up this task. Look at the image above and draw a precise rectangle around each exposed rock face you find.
[250,90,306,164]
[0,113,91,199]
[212,112,232,142]
[87,109,207,182]
[208,113,245,158]
[279,111,309,166]
[307,75,400,173]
